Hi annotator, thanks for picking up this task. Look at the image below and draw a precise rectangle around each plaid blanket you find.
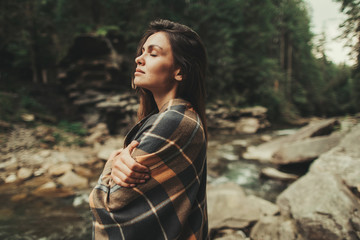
[89,99,208,240]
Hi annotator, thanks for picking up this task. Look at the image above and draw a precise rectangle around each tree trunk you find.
[286,40,292,100]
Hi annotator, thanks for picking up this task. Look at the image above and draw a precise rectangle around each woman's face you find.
[134,32,180,94]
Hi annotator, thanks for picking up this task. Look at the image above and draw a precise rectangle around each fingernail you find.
[139,180,146,183]
[130,184,136,187]
[144,175,150,179]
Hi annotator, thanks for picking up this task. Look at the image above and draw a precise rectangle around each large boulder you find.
[310,123,360,188]
[271,132,342,165]
[243,118,339,162]
[207,182,279,231]
[57,171,88,189]
[276,173,360,240]
[250,215,303,240]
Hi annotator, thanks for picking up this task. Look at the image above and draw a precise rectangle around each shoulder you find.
[138,103,203,140]
[158,104,201,132]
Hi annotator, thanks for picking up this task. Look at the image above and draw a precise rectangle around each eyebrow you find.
[142,44,163,51]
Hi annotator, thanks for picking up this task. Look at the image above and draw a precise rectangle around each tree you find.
[334,0,360,111]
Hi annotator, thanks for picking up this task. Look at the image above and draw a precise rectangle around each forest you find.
[1,1,360,239]
[0,0,359,124]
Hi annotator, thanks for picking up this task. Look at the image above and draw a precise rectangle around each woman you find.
[89,19,208,240]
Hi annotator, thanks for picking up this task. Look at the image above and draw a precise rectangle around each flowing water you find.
[0,129,296,239]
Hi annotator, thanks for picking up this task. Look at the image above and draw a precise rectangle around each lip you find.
[135,68,145,74]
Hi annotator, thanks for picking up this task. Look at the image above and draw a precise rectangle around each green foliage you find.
[57,120,87,136]
[51,130,86,147]
[0,0,358,123]
[0,88,47,122]
[0,93,17,121]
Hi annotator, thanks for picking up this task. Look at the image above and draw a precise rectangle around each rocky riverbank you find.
[0,114,359,239]
[208,116,360,240]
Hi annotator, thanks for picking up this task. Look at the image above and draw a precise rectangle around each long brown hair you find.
[132,19,208,136]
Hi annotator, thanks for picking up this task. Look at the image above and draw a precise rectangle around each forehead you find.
[143,32,171,49]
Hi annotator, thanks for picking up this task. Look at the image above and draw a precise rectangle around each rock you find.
[97,147,114,161]
[207,182,279,231]
[73,193,89,207]
[48,163,73,176]
[260,167,298,181]
[35,125,53,138]
[49,150,91,165]
[5,127,36,151]
[260,135,272,142]
[250,215,303,240]
[277,173,360,240]
[38,181,57,190]
[310,123,360,188]
[21,113,35,122]
[272,133,342,165]
[0,120,11,129]
[11,193,28,202]
[235,117,260,134]
[43,135,56,143]
[85,123,109,145]
[243,118,339,162]
[33,183,75,198]
[23,175,52,188]
[74,166,93,178]
[239,106,267,118]
[5,174,17,183]
[17,167,33,180]
[57,171,88,189]
[207,182,248,230]
[231,139,248,147]
[213,229,247,240]
[0,156,17,170]
[39,150,51,158]
[96,136,124,160]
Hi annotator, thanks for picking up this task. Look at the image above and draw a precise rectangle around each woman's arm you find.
[110,140,150,188]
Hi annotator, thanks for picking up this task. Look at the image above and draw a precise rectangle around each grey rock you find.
[5,174,17,183]
[57,171,88,189]
[207,182,279,231]
[243,118,339,162]
[235,117,260,134]
[310,123,360,188]
[213,229,247,240]
[17,167,33,180]
[277,173,360,240]
[272,132,342,164]
[260,167,298,181]
[250,215,303,240]
[48,163,73,176]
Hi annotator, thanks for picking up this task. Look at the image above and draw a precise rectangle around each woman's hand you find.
[111,140,150,187]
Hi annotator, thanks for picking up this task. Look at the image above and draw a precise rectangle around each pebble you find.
[39,150,51,158]
[5,174,17,183]
[48,163,73,176]
[17,167,33,180]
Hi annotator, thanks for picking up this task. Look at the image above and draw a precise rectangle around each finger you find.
[112,157,150,180]
[127,140,139,153]
[111,170,145,185]
[109,149,123,161]
[122,153,150,173]
[121,144,149,173]
[114,164,150,181]
[111,174,135,188]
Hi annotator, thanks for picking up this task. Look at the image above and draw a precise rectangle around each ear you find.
[174,68,183,82]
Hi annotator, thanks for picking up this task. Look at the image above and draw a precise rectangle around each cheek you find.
[153,63,173,78]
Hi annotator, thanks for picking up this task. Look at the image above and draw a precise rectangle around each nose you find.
[135,54,144,65]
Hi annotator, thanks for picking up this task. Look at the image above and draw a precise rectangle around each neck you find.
[152,85,178,111]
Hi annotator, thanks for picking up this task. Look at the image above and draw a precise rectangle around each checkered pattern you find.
[89,99,208,240]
